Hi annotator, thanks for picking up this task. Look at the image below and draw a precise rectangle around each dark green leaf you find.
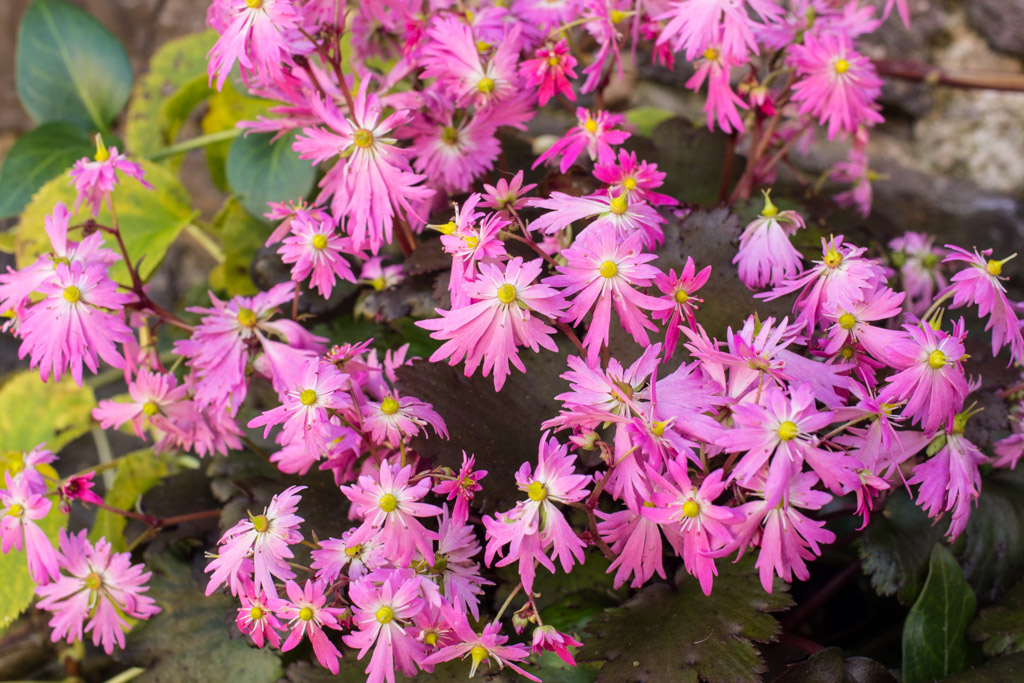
[957,466,1024,603]
[625,107,676,137]
[902,544,977,683]
[16,0,132,130]
[226,131,316,221]
[201,82,274,191]
[123,553,282,683]
[858,489,945,605]
[968,577,1024,657]
[941,653,1024,682]
[0,122,94,219]
[771,648,897,683]
[578,558,793,683]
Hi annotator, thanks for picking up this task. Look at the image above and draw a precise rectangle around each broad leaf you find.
[0,370,95,453]
[626,107,676,137]
[91,449,176,552]
[771,648,897,683]
[858,489,944,605]
[941,653,1024,681]
[124,31,217,162]
[201,81,274,191]
[123,552,283,683]
[902,544,977,683]
[957,466,1024,603]
[207,198,272,296]
[577,558,793,683]
[0,122,94,219]
[0,506,66,636]
[15,0,132,131]
[15,159,196,284]
[226,131,316,221]
[968,577,1024,656]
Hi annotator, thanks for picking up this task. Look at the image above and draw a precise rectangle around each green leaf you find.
[123,552,283,683]
[625,107,676,137]
[124,30,217,162]
[15,0,132,131]
[968,577,1024,657]
[207,198,272,296]
[941,653,1024,682]
[14,159,196,284]
[91,449,176,552]
[772,648,897,683]
[0,122,94,219]
[577,558,793,683]
[201,81,274,191]
[0,370,96,454]
[0,505,67,635]
[957,466,1024,603]
[902,544,977,683]
[858,489,945,605]
[226,131,316,221]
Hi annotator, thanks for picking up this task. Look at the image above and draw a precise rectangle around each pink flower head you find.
[274,210,357,298]
[821,287,906,360]
[35,529,159,654]
[653,257,712,359]
[205,485,306,597]
[311,529,385,583]
[531,625,583,666]
[432,452,487,527]
[483,433,590,595]
[236,581,286,649]
[528,190,666,250]
[1,472,60,585]
[481,171,537,214]
[279,579,345,674]
[686,42,749,134]
[207,0,302,90]
[520,39,578,106]
[596,504,667,589]
[421,17,524,110]
[429,507,492,619]
[889,232,946,316]
[910,432,987,540]
[593,149,679,207]
[788,31,884,140]
[940,246,1024,364]
[57,472,104,513]
[92,368,189,442]
[418,257,569,391]
[18,261,134,386]
[656,0,782,61]
[361,392,448,446]
[546,225,671,365]
[421,605,540,682]
[881,322,969,433]
[438,194,509,307]
[294,92,434,253]
[341,462,442,566]
[69,138,152,217]
[533,108,630,173]
[360,256,405,291]
[344,569,426,683]
[734,192,806,289]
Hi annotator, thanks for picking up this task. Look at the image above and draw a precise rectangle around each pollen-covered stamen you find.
[599,260,618,278]
[371,275,386,291]
[778,421,799,441]
[609,194,628,215]
[345,544,362,558]
[583,116,598,134]
[7,503,24,518]
[986,253,1016,277]
[311,234,328,250]
[838,313,856,330]
[379,493,398,512]
[85,571,103,591]
[63,286,81,303]
[928,349,947,369]
[246,0,263,8]
[299,389,318,406]
[834,58,850,75]
[299,607,314,621]
[250,606,264,621]
[251,514,269,533]
[376,606,394,624]
[143,401,160,416]
[477,77,495,94]
[675,289,689,304]
[623,177,637,191]
[497,283,517,304]
[547,55,561,67]
[464,234,480,249]
[527,480,548,501]
[823,246,843,268]
[93,136,110,162]
[703,47,719,61]
[840,346,855,360]
[353,128,374,148]
[681,500,700,518]
[237,307,258,327]
[610,8,627,23]
[441,126,460,145]
[380,397,400,415]
[424,631,439,646]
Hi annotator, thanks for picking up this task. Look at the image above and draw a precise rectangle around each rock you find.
[967,0,1024,60]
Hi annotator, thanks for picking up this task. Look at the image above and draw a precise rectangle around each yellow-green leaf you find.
[207,198,272,296]
[14,159,196,285]
[201,81,274,191]
[91,449,175,552]
[0,506,67,635]
[0,370,96,454]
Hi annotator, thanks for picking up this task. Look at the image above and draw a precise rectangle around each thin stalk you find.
[148,129,242,161]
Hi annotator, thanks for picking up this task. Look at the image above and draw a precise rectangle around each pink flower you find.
[421,18,524,110]
[820,287,906,360]
[207,0,302,90]
[531,625,583,666]
[311,529,385,583]
[520,40,578,106]
[407,105,502,195]
[418,257,569,391]
[92,368,190,442]
[433,453,487,527]
[481,171,537,214]
[273,210,356,298]
[57,472,104,513]
[889,232,946,316]
[652,257,711,359]
[438,194,509,307]
[546,225,670,365]
[280,579,345,674]
[421,605,540,682]
[205,485,306,597]
[656,0,782,61]
[909,432,988,540]
[360,256,405,291]
[940,246,1024,364]
[341,462,441,566]
[18,261,134,386]
[236,582,286,648]
[361,392,448,446]
[592,149,678,207]
[686,43,749,134]
[528,190,666,250]
[1,472,60,585]
[343,569,426,683]
[35,529,159,654]
[428,507,491,619]
[734,192,805,289]
[68,139,152,217]
[294,92,434,253]
[483,433,590,595]
[533,108,630,173]
[788,31,884,140]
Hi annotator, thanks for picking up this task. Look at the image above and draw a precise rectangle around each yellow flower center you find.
[379,493,398,512]
[599,260,618,278]
[838,313,856,330]
[497,284,517,304]
[143,401,160,417]
[675,289,689,304]
[651,420,669,437]
[84,571,103,591]
[63,286,81,303]
[237,307,257,327]
[250,606,264,621]
[840,346,855,359]
[299,607,314,621]
[94,144,110,163]
[470,644,489,667]
[376,606,394,624]
[609,194,628,215]
[380,397,400,415]
[246,0,263,8]
[623,177,637,191]
[464,234,480,249]
[300,389,318,406]
[778,421,799,441]
[251,514,269,533]
[312,234,328,250]
[610,9,627,23]
[527,481,547,502]
[823,247,843,268]
[371,275,386,291]
[7,503,24,518]
[353,128,374,148]
[928,350,946,369]
[703,47,719,61]
[584,116,598,134]
[834,58,850,75]
[547,55,561,67]
[682,500,700,518]
[425,631,439,646]
[345,544,362,558]
[476,40,491,53]
[477,77,495,94]
[441,126,460,145]
[987,259,1003,276]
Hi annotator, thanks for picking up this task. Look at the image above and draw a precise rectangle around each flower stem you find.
[147,128,242,161]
